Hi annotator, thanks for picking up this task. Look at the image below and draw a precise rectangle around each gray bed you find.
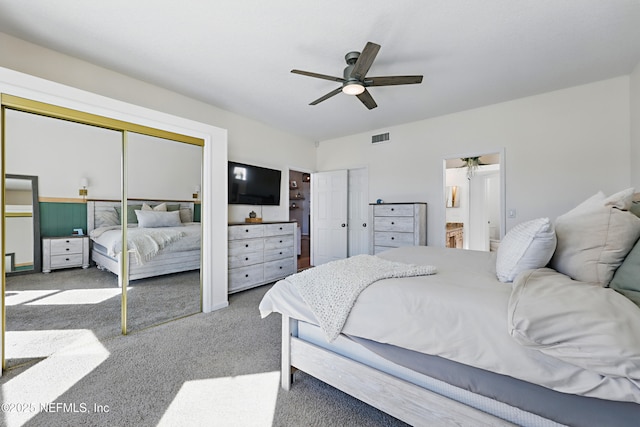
[260,189,640,426]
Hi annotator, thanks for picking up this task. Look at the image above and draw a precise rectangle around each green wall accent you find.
[194,203,201,222]
[40,202,87,237]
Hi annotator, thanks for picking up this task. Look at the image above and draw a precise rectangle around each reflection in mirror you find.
[4,109,122,370]
[123,132,202,333]
[444,153,503,251]
[5,174,40,274]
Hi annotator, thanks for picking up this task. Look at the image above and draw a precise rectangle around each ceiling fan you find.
[291,41,423,110]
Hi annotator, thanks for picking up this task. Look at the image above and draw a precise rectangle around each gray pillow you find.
[610,202,640,305]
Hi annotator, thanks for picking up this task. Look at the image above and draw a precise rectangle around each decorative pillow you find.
[508,268,640,379]
[142,202,167,211]
[549,189,640,286]
[95,209,120,228]
[114,205,143,224]
[496,218,556,282]
[610,238,640,307]
[135,210,182,228]
[178,208,193,223]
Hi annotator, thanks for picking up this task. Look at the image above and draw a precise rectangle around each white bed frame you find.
[281,315,563,427]
[87,200,200,281]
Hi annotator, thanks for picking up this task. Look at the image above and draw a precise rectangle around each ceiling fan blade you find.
[365,75,423,86]
[291,69,345,83]
[350,42,381,80]
[356,89,377,110]
[310,87,343,105]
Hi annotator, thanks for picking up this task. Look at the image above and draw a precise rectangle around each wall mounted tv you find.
[228,161,282,205]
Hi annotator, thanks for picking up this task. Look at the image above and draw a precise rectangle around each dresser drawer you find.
[228,238,265,255]
[228,225,264,240]
[229,264,264,291]
[264,246,294,262]
[50,253,84,268]
[264,235,294,250]
[264,258,295,282]
[50,238,83,255]
[374,231,415,247]
[373,204,415,217]
[228,251,264,269]
[264,223,295,237]
[373,216,414,232]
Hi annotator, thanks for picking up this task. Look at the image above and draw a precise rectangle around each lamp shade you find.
[79,177,89,188]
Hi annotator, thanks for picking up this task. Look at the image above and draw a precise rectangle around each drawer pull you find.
[279,240,283,243]
[279,251,283,255]
[245,274,249,278]
[363,223,367,227]
[391,208,395,211]
[391,237,395,240]
[391,221,395,225]
[65,240,70,243]
[245,257,249,261]
[245,229,249,233]
[279,227,283,230]
[65,258,70,261]
[66,248,70,251]
[245,244,249,247]
[279,266,283,269]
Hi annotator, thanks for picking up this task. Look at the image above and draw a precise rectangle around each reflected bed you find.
[87,200,200,282]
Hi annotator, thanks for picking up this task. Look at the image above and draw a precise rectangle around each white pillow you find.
[135,210,182,228]
[508,268,640,379]
[142,202,167,211]
[550,189,640,286]
[496,218,556,282]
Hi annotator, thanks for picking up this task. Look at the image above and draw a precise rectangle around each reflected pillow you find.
[496,218,556,283]
[114,205,143,224]
[142,202,167,211]
[135,210,182,228]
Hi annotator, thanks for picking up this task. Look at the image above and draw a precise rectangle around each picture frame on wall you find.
[290,180,298,189]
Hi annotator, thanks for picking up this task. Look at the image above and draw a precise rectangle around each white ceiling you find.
[1,1,640,141]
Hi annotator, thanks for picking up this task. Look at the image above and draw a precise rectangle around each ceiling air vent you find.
[371,132,390,144]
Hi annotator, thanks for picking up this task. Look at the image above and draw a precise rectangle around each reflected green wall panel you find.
[39,202,88,237]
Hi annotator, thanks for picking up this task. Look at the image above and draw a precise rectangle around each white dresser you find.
[228,222,297,293]
[42,235,90,273]
[369,203,427,254]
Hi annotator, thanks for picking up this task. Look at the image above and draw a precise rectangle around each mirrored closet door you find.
[2,96,205,370]
[124,132,202,333]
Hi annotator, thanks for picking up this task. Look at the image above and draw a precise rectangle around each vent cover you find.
[371,132,390,144]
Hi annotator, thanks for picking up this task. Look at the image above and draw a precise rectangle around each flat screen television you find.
[228,161,281,205]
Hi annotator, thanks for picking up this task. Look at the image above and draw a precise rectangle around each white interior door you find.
[348,168,369,256]
[311,170,348,266]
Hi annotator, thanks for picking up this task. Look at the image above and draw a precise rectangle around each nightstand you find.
[42,235,90,273]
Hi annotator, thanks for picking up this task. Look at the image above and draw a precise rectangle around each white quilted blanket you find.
[90,226,186,264]
[286,254,436,341]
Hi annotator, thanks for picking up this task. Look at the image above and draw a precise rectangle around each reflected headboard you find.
[86,200,195,232]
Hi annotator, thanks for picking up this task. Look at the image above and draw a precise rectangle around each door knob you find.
[341,223,346,227]
[362,223,367,227]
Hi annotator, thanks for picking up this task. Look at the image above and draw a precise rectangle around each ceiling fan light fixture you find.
[342,82,365,96]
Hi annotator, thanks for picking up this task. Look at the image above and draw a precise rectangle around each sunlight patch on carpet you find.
[157,371,280,426]
[1,330,110,427]
[27,288,123,305]
[5,290,60,306]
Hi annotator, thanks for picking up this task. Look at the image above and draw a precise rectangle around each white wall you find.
[317,77,631,247]
[631,61,640,189]
[0,32,316,222]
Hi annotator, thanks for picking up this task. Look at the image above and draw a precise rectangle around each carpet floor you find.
[1,275,407,426]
